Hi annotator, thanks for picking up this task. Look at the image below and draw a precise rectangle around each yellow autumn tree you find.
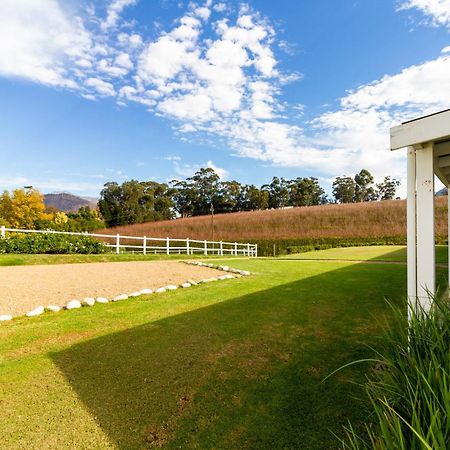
[0,188,47,229]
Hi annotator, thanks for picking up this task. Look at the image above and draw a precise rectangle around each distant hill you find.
[97,196,448,244]
[44,193,98,212]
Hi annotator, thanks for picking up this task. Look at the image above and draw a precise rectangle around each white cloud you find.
[0,0,91,87]
[2,0,449,194]
[206,160,228,179]
[399,0,450,28]
[101,0,137,31]
[85,77,116,96]
[170,158,228,179]
[442,45,450,53]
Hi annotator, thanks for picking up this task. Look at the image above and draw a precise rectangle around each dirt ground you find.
[0,261,223,316]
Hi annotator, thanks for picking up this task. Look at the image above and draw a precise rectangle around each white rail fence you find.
[0,226,258,257]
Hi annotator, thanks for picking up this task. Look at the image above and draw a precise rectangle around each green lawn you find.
[283,245,448,264]
[0,257,421,449]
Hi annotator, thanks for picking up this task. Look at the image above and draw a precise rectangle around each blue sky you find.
[0,0,449,197]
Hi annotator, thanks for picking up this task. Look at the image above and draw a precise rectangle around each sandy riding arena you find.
[0,261,223,316]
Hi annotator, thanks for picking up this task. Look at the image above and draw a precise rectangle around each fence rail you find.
[0,226,258,257]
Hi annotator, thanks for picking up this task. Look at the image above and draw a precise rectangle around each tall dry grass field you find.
[98,197,448,242]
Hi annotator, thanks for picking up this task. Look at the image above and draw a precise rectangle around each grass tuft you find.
[341,296,450,449]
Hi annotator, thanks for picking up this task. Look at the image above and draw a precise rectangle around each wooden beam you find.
[438,154,450,168]
[390,109,450,150]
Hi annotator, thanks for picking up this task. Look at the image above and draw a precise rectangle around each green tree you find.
[98,180,174,227]
[354,169,376,202]
[262,177,290,209]
[289,177,326,206]
[332,176,356,203]
[218,180,242,213]
[377,176,401,200]
[239,185,269,211]
[0,188,47,228]
[187,168,221,216]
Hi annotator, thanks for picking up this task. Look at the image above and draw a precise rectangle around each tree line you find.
[0,188,104,231]
[98,168,400,227]
[0,169,400,231]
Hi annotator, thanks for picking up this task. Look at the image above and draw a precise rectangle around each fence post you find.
[247,243,250,256]
[234,242,238,256]
[0,225,5,239]
[220,241,223,256]
[166,237,170,255]
[143,236,147,255]
[255,244,258,257]
[186,238,190,255]
[116,234,120,254]
[204,240,207,256]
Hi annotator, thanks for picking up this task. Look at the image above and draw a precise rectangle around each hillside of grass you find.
[98,196,448,244]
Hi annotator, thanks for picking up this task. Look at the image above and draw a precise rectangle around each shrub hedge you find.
[0,233,107,254]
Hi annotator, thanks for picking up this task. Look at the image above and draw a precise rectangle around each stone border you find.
[0,262,251,323]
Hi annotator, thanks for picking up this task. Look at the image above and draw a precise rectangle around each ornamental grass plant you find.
[341,296,450,449]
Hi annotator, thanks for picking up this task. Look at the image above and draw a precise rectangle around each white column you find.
[204,240,207,256]
[186,238,190,255]
[143,236,147,255]
[407,146,417,320]
[448,190,450,295]
[166,237,170,255]
[0,225,5,238]
[415,143,435,313]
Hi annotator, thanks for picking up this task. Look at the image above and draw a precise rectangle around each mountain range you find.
[44,193,98,212]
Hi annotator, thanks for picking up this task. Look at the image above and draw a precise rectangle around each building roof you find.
[390,109,450,186]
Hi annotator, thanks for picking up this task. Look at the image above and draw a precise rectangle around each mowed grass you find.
[0,257,417,449]
[283,245,449,264]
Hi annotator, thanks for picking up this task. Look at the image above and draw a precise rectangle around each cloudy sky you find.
[0,0,449,197]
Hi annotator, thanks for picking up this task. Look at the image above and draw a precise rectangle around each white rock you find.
[241,270,251,276]
[187,279,198,285]
[166,285,178,290]
[26,305,45,317]
[96,297,109,304]
[112,294,128,302]
[224,274,235,279]
[66,300,82,310]
[46,305,61,312]
[82,297,96,307]
[221,266,230,271]
[181,282,191,288]
[129,292,142,297]
[155,287,166,293]
[207,263,214,268]
[218,275,227,280]
[140,288,153,295]
[0,314,13,321]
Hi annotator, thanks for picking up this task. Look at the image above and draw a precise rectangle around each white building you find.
[390,109,450,316]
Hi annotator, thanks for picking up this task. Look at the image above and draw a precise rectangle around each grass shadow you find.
[50,262,407,449]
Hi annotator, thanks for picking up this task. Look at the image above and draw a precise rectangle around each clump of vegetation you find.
[0,188,104,231]
[341,297,450,449]
[0,233,107,254]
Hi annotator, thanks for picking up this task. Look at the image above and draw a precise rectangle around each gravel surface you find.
[0,261,223,316]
